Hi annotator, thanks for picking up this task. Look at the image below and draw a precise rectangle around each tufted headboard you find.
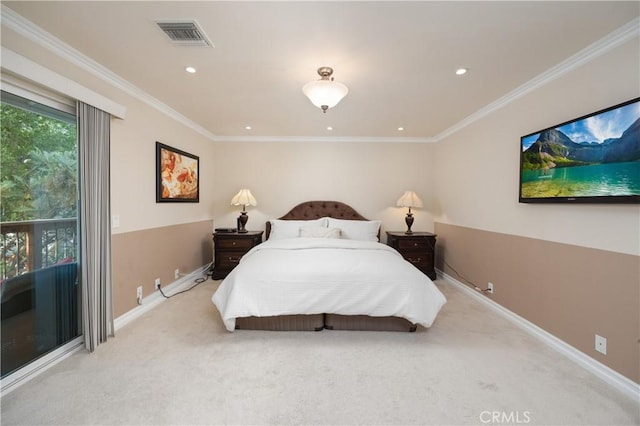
[265,201,370,240]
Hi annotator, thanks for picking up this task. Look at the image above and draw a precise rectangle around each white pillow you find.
[300,226,341,239]
[268,217,328,240]
[327,218,381,242]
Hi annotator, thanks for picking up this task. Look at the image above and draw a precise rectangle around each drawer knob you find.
[413,242,418,247]
[232,241,236,246]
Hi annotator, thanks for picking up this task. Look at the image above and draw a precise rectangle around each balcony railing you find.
[0,218,77,281]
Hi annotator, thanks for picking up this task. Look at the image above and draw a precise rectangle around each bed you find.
[212,201,446,332]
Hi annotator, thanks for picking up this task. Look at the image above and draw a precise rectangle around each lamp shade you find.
[396,190,423,208]
[302,67,348,112]
[230,189,257,208]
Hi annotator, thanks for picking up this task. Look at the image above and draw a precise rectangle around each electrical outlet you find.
[487,282,494,294]
[595,334,607,355]
[136,286,142,303]
[155,278,161,289]
[174,268,180,280]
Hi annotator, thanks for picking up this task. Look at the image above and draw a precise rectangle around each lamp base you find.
[238,211,248,233]
[404,213,414,234]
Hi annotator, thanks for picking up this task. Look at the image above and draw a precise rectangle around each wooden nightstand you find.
[386,231,437,280]
[212,231,263,279]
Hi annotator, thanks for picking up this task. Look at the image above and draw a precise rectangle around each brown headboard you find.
[265,201,370,240]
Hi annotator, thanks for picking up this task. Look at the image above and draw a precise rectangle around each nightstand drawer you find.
[217,253,243,269]
[398,239,430,250]
[403,252,429,268]
[216,238,255,249]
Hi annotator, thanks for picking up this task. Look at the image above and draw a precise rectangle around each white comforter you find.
[212,238,446,331]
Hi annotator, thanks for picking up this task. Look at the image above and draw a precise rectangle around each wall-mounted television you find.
[519,98,640,204]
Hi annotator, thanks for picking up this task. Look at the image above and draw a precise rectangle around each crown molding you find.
[1,47,127,118]
[3,4,637,144]
[1,4,217,141]
[433,17,640,143]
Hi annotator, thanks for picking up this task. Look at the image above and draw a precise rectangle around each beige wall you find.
[112,221,213,318]
[434,37,640,382]
[435,222,639,383]
[211,141,435,240]
[109,97,215,314]
[109,98,215,234]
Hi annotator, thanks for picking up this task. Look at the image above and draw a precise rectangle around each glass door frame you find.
[0,82,84,395]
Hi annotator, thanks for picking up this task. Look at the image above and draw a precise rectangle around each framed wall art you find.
[156,142,199,203]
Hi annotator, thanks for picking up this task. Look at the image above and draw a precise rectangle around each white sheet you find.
[212,238,446,331]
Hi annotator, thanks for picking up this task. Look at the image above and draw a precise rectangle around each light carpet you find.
[1,277,638,425]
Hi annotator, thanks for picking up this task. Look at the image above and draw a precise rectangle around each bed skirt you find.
[234,314,416,332]
[325,314,417,332]
[235,314,325,331]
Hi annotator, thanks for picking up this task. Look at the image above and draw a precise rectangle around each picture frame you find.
[155,142,199,203]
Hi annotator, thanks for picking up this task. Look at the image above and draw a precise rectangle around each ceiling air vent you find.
[156,20,213,47]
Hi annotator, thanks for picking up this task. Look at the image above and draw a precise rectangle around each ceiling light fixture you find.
[455,68,468,75]
[185,66,197,74]
[302,67,348,113]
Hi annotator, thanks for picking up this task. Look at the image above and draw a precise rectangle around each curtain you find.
[77,101,113,352]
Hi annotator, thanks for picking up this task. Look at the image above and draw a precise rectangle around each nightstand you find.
[386,231,437,280]
[212,231,263,279]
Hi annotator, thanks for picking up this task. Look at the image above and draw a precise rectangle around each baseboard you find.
[114,263,211,332]
[437,269,640,402]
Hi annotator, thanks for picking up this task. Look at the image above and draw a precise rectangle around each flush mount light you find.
[455,68,468,75]
[327,126,333,131]
[185,66,197,74]
[302,67,349,113]
[244,125,252,130]
[397,127,404,132]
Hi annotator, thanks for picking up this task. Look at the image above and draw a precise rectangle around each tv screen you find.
[519,98,640,204]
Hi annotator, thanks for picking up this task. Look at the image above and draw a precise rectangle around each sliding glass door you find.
[0,90,80,377]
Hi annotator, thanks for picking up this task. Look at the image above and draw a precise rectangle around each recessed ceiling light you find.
[244,125,252,130]
[455,68,468,76]
[185,66,197,74]
[327,126,333,131]
[397,127,404,131]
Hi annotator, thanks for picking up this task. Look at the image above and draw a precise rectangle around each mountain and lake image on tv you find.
[520,98,640,203]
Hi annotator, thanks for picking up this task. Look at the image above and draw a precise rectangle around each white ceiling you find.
[3,1,639,142]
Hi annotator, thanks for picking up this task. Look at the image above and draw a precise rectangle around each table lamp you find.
[396,190,423,234]
[231,189,257,233]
